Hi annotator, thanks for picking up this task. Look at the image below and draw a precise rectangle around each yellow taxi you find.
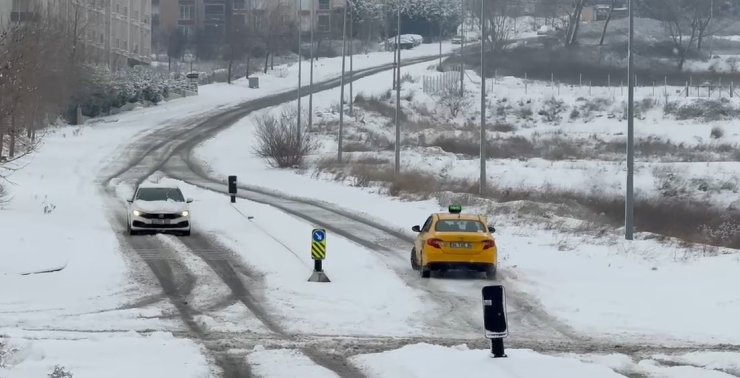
[410,205,497,279]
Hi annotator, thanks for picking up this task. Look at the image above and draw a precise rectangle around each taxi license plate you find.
[152,219,170,225]
[449,242,472,249]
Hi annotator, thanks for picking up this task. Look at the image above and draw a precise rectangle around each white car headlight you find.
[133,210,142,216]
[181,210,190,217]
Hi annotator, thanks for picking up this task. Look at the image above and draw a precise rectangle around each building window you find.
[234,0,246,10]
[178,24,193,36]
[319,0,330,10]
[180,4,194,20]
[205,4,225,22]
[318,14,329,32]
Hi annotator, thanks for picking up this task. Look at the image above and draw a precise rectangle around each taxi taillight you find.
[427,239,443,249]
[483,240,495,250]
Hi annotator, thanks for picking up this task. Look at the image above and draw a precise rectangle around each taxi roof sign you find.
[448,205,462,214]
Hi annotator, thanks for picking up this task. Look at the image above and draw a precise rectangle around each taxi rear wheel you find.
[485,266,497,280]
[410,248,420,271]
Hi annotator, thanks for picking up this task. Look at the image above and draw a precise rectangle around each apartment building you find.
[152,0,231,42]
[0,0,151,69]
[152,0,352,51]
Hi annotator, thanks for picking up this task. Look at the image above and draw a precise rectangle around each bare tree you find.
[599,0,617,46]
[253,108,318,168]
[564,0,586,46]
[259,1,294,74]
[166,28,187,72]
[469,0,517,52]
[643,0,713,70]
[1,5,85,166]
[225,18,248,83]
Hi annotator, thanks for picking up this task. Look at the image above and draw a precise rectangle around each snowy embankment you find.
[193,60,740,346]
[0,85,273,376]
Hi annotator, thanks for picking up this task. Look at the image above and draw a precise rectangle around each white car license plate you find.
[152,219,170,225]
[449,242,472,249]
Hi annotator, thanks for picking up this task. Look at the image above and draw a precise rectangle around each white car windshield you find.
[136,188,185,202]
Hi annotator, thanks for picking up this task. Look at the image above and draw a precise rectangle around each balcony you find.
[10,11,40,22]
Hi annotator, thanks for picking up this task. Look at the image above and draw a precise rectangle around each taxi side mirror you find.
[126,199,133,204]
[488,226,496,233]
[186,198,193,203]
[412,225,421,233]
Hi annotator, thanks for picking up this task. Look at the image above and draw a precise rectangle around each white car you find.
[126,184,192,236]
[385,34,423,50]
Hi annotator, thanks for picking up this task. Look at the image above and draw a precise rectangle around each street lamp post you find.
[349,4,354,116]
[308,0,315,131]
[338,0,348,163]
[625,0,635,240]
[479,0,486,195]
[460,0,465,96]
[394,3,401,174]
[297,0,303,143]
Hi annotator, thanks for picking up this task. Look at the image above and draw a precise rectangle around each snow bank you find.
[248,347,340,378]
[0,331,210,378]
[352,344,624,378]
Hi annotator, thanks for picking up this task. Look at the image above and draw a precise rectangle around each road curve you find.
[99,53,453,378]
[100,49,740,377]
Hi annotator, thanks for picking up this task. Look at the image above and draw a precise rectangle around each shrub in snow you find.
[728,57,740,72]
[492,122,516,132]
[514,100,534,120]
[698,213,740,246]
[48,365,73,378]
[253,109,318,168]
[664,98,736,121]
[569,108,580,120]
[653,167,688,198]
[573,97,612,121]
[434,84,470,118]
[68,65,188,120]
[711,127,724,139]
[0,341,7,367]
[538,97,566,123]
[428,136,479,155]
[354,94,405,121]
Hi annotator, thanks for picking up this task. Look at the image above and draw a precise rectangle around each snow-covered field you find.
[2,39,739,376]
[194,60,740,346]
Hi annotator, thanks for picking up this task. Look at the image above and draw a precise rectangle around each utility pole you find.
[625,0,635,240]
[349,4,354,116]
[479,0,487,195]
[297,0,303,143]
[460,0,465,96]
[338,0,348,163]
[439,19,443,67]
[308,0,315,131]
[392,10,397,90]
[395,3,402,174]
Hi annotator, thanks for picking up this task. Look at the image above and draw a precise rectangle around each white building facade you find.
[0,0,152,69]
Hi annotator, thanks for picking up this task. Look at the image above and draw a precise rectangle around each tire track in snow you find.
[96,54,450,377]
[164,150,582,345]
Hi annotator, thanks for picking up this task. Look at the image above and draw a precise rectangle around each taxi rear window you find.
[435,220,485,232]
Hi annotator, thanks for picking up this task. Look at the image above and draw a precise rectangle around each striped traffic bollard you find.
[308,228,330,282]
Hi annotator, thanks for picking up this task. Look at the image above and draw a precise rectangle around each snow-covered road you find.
[3,43,740,377]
